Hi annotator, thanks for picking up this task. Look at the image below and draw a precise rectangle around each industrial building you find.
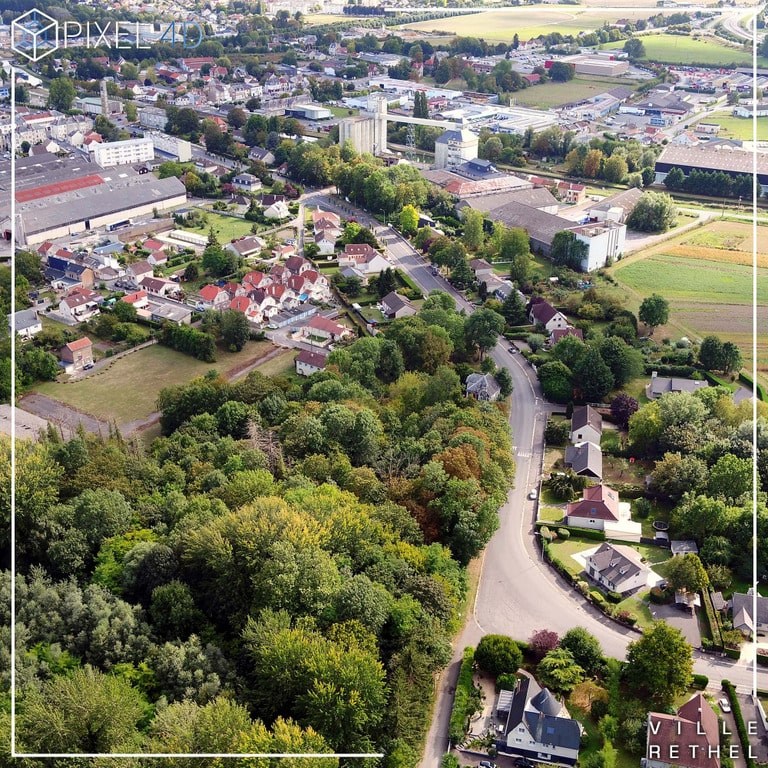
[338,96,388,155]
[1,152,187,246]
[572,57,629,77]
[284,103,333,120]
[434,128,479,170]
[654,143,768,193]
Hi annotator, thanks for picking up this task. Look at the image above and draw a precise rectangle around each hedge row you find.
[536,521,606,541]
[692,673,709,689]
[739,371,767,402]
[702,589,725,651]
[722,679,756,768]
[644,364,697,378]
[703,371,733,389]
[757,652,768,667]
[448,647,476,745]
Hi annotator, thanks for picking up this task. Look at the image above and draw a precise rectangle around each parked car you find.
[528,489,538,500]
[508,346,518,354]
[719,698,731,713]
[514,758,536,768]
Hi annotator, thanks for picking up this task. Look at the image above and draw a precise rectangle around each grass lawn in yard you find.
[178,212,253,243]
[35,341,275,425]
[601,454,648,488]
[255,349,298,378]
[359,305,386,324]
[617,591,655,631]
[539,507,565,524]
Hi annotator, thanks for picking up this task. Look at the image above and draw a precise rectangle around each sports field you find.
[612,220,768,383]
[397,7,655,42]
[601,34,768,67]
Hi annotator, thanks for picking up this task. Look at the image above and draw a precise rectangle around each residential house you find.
[339,244,391,276]
[314,229,338,256]
[313,208,341,229]
[198,284,230,310]
[495,676,581,765]
[272,245,296,262]
[121,290,150,310]
[226,236,267,259]
[269,264,291,284]
[565,484,630,531]
[550,327,584,345]
[295,348,329,377]
[243,270,272,291]
[8,309,42,340]
[305,315,351,343]
[126,260,154,288]
[150,303,194,326]
[45,256,95,290]
[285,256,312,276]
[528,299,570,333]
[469,258,494,281]
[60,337,94,373]
[570,405,602,445]
[139,276,176,298]
[231,172,262,193]
[300,270,330,302]
[584,542,648,595]
[58,291,101,323]
[466,372,501,402]
[381,291,417,319]
[248,146,275,165]
[646,372,709,399]
[264,200,290,220]
[731,588,768,636]
[646,693,720,768]
[564,441,602,479]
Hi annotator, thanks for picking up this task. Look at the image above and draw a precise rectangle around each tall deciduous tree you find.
[462,209,485,251]
[464,308,505,360]
[627,192,677,233]
[560,627,603,676]
[573,348,614,402]
[638,293,669,333]
[474,634,522,677]
[624,621,693,706]
[665,553,709,594]
[221,309,250,352]
[550,231,588,272]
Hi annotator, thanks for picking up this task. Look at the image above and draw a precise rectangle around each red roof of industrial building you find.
[16,174,104,203]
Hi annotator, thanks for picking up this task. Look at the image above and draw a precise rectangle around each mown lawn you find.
[539,506,565,524]
[35,341,275,425]
[515,76,641,110]
[702,115,768,142]
[178,212,254,242]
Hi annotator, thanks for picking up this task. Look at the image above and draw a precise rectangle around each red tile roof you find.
[566,484,620,522]
[66,337,93,352]
[199,284,224,301]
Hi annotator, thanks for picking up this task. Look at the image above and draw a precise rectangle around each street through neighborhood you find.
[298,192,768,767]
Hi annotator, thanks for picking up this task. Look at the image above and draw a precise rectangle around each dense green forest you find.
[0,293,514,765]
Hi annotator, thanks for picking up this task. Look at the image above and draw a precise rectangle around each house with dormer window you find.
[584,542,648,595]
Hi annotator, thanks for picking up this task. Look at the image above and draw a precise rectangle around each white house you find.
[528,300,570,333]
[584,542,648,595]
[263,200,290,220]
[9,309,42,340]
[496,677,581,765]
[569,405,602,445]
[381,291,417,319]
[295,348,329,376]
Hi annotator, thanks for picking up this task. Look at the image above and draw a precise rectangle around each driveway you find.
[649,603,702,647]
[18,393,111,437]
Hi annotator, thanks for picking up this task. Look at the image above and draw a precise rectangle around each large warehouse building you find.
[1,152,187,246]
[654,143,768,194]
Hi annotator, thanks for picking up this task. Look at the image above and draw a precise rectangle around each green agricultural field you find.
[515,76,640,109]
[601,34,768,67]
[398,7,653,42]
[699,114,768,142]
[613,253,768,305]
[178,212,254,243]
[35,341,275,425]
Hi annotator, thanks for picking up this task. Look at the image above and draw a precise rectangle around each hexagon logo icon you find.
[11,9,59,62]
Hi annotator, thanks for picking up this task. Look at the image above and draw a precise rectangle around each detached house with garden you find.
[495,676,581,766]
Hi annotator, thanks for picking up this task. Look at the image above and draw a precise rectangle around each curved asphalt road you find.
[297,189,768,766]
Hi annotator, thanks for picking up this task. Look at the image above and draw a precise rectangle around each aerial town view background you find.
[1,0,768,763]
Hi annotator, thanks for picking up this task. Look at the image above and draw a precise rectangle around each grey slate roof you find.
[9,309,40,332]
[731,590,768,631]
[564,441,602,478]
[466,372,501,400]
[586,542,647,590]
[571,405,602,435]
[670,540,699,555]
[648,375,709,398]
